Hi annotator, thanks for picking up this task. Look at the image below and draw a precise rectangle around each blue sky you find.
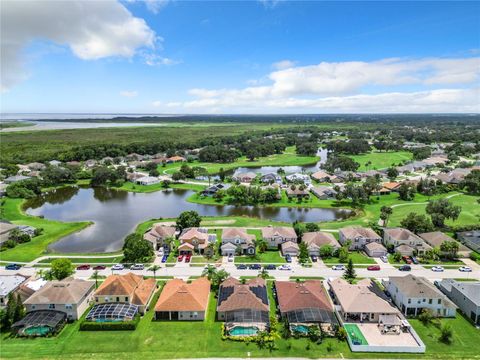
[1,0,479,114]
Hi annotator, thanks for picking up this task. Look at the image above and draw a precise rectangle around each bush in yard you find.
[49,258,74,280]
[122,233,154,263]
[439,323,453,344]
[418,309,435,325]
[335,327,347,341]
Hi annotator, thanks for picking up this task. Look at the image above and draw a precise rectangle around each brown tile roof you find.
[179,228,209,242]
[340,226,381,240]
[261,226,297,239]
[419,231,470,252]
[151,225,176,238]
[384,228,422,242]
[302,232,340,248]
[217,277,269,312]
[281,241,299,251]
[95,273,156,306]
[276,281,332,313]
[24,279,94,305]
[383,182,401,190]
[155,278,210,312]
[222,228,255,243]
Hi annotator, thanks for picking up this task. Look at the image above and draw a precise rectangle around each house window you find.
[31,305,36,310]
[438,299,441,304]
[125,297,129,302]
[48,304,55,309]
[116,297,120,302]
[429,299,432,304]
[408,299,411,304]
[65,304,73,310]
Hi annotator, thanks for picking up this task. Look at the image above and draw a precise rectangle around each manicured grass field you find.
[234,250,286,264]
[38,256,124,264]
[349,150,413,171]
[160,146,319,175]
[0,198,91,262]
[119,181,206,193]
[321,252,376,264]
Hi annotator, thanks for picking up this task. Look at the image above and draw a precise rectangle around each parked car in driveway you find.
[130,263,144,270]
[278,264,292,270]
[402,256,412,264]
[285,255,292,263]
[228,254,234,262]
[92,265,106,270]
[177,255,184,262]
[459,266,472,272]
[5,264,21,270]
[185,255,191,263]
[311,255,317,262]
[111,264,124,270]
[236,264,247,270]
[161,255,168,263]
[264,264,276,270]
[367,265,380,271]
[431,266,444,272]
[399,265,411,271]
[411,256,419,265]
[332,265,345,271]
[76,264,90,270]
[380,256,388,263]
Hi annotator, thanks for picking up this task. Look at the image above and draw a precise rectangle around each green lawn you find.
[408,313,480,360]
[234,250,286,264]
[160,146,319,175]
[37,256,124,264]
[119,181,206,193]
[322,252,376,264]
[0,198,91,262]
[349,150,413,171]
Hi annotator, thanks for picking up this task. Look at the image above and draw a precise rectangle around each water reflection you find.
[26,185,351,253]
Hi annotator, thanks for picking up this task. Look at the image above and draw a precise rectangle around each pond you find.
[25,186,351,253]
[231,148,329,176]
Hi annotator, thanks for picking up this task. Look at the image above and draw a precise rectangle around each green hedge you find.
[79,315,140,331]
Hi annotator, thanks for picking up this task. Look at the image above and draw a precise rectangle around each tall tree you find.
[426,199,462,228]
[343,258,356,284]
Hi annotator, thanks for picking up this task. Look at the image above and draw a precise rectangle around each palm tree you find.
[149,265,161,280]
[255,238,268,253]
[92,270,100,289]
[258,268,269,279]
[201,264,217,281]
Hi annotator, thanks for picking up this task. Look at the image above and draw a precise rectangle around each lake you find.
[25,186,351,253]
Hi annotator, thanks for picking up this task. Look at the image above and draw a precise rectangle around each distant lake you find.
[25,186,351,253]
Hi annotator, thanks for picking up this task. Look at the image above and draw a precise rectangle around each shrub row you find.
[79,316,140,331]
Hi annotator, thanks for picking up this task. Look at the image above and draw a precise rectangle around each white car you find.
[111,264,125,270]
[130,264,144,270]
[459,266,472,272]
[228,255,234,262]
[380,256,388,263]
[332,265,346,271]
[431,266,444,272]
[278,265,292,271]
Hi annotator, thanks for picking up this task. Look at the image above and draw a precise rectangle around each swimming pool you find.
[22,325,52,336]
[344,324,368,345]
[229,326,259,336]
[291,324,310,334]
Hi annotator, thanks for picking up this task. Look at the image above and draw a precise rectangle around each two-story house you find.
[178,227,215,256]
[383,228,431,256]
[261,226,297,249]
[338,226,383,251]
[143,224,176,251]
[385,275,456,317]
[220,227,256,256]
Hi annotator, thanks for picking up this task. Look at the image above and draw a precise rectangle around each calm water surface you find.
[25,186,351,253]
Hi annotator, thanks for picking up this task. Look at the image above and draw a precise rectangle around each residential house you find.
[419,231,471,258]
[396,164,415,174]
[23,279,95,320]
[49,160,62,167]
[261,173,282,184]
[4,175,31,184]
[364,242,388,257]
[302,232,340,256]
[220,228,256,256]
[311,170,337,183]
[438,279,480,325]
[26,162,46,171]
[126,153,144,161]
[84,159,97,169]
[233,172,257,183]
[143,224,176,251]
[217,277,269,324]
[329,278,400,323]
[261,226,297,249]
[166,156,186,163]
[457,230,480,252]
[0,221,17,245]
[126,172,145,182]
[338,226,382,251]
[94,273,156,314]
[275,280,336,326]
[383,228,431,256]
[136,176,160,186]
[0,275,28,307]
[382,182,401,192]
[178,228,215,256]
[385,275,456,317]
[17,225,36,237]
[281,241,299,256]
[285,187,310,199]
[285,173,311,185]
[334,171,361,182]
[201,183,230,196]
[155,278,210,321]
[310,186,337,200]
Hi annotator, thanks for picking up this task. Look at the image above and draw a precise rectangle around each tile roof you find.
[217,277,269,312]
[339,226,381,239]
[302,232,340,248]
[24,279,94,305]
[179,228,209,242]
[222,228,255,242]
[418,232,470,252]
[276,281,332,313]
[261,226,297,239]
[155,278,210,312]
[96,273,156,306]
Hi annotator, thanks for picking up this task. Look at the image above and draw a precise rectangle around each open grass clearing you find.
[321,252,376,264]
[349,150,413,171]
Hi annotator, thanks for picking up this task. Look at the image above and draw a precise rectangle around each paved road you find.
[4,259,479,283]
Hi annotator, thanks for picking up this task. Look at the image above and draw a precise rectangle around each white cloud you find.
[0,0,156,91]
[272,60,296,70]
[258,0,282,9]
[120,90,138,97]
[143,53,180,66]
[145,0,170,14]
[152,100,162,107]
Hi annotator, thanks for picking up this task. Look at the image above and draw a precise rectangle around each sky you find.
[1,0,479,114]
